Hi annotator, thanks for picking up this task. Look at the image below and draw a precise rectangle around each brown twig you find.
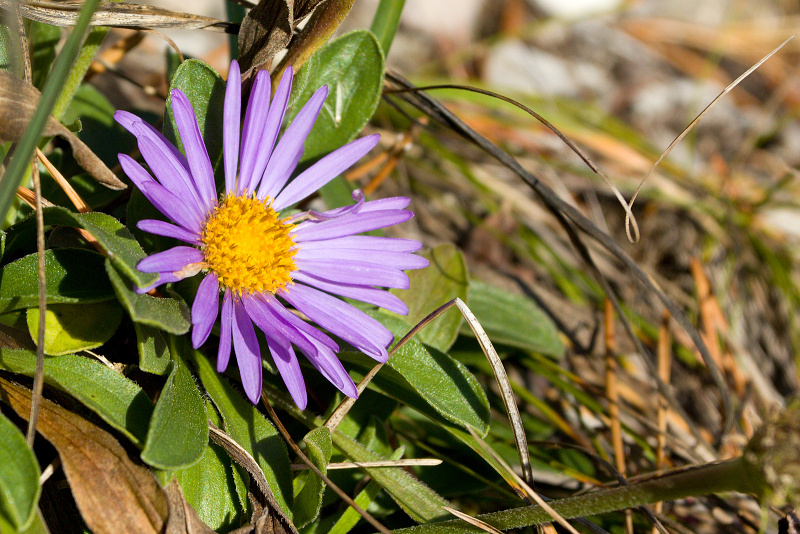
[260,393,392,534]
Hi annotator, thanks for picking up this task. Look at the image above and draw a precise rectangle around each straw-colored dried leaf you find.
[0,71,126,190]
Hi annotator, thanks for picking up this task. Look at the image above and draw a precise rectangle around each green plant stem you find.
[51,27,108,121]
[390,458,760,533]
[0,0,100,220]
[370,0,405,55]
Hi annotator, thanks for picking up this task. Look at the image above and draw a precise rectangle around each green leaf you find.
[141,352,207,470]
[26,301,122,356]
[289,30,384,165]
[174,402,247,532]
[0,412,40,530]
[465,280,564,358]
[328,448,403,534]
[164,59,226,187]
[106,260,190,335]
[0,349,153,446]
[292,428,332,529]
[340,331,490,436]
[331,431,450,524]
[0,248,114,314]
[134,323,170,375]
[390,243,468,352]
[28,21,61,90]
[40,207,157,289]
[189,349,294,517]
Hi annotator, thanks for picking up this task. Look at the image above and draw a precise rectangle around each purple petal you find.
[253,67,293,198]
[170,89,217,209]
[295,247,429,271]
[232,299,263,403]
[296,258,410,289]
[262,295,338,352]
[134,271,181,294]
[292,210,413,242]
[137,135,206,217]
[306,190,365,220]
[118,153,156,190]
[242,296,308,408]
[116,110,188,170]
[292,271,409,315]
[359,196,410,212]
[267,336,307,410]
[217,290,234,372]
[136,219,201,245]
[137,246,204,273]
[274,134,380,210]
[238,69,272,194]
[260,85,328,200]
[244,296,321,357]
[303,338,357,398]
[224,60,241,194]
[191,273,219,349]
[297,235,422,253]
[280,283,392,362]
[140,181,204,234]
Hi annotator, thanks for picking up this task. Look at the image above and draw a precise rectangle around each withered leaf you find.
[0,378,167,534]
[0,71,126,190]
[165,480,215,534]
[237,0,326,76]
[0,0,232,31]
[209,424,298,534]
[272,0,355,83]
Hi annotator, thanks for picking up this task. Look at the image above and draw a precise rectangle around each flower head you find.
[115,60,428,407]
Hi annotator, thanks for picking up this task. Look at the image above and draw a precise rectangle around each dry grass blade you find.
[1,0,232,31]
[385,83,641,243]
[603,300,632,534]
[324,299,459,432]
[466,426,581,534]
[164,480,215,534]
[386,70,728,454]
[291,459,443,470]
[654,310,671,531]
[442,506,504,534]
[624,35,795,243]
[454,298,533,485]
[261,394,392,534]
[36,147,90,213]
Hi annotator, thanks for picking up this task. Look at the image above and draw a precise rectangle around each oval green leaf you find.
[0,349,153,446]
[0,412,40,530]
[134,323,171,376]
[389,243,468,352]
[174,402,247,532]
[141,353,207,470]
[26,301,122,356]
[38,207,157,289]
[292,427,332,528]
[465,280,564,358]
[331,431,450,524]
[106,259,190,335]
[289,29,384,164]
[0,248,114,314]
[189,349,294,518]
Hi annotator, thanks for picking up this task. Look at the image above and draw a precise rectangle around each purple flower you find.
[115,60,428,407]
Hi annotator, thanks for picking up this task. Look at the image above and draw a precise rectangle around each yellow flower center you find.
[202,193,297,295]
